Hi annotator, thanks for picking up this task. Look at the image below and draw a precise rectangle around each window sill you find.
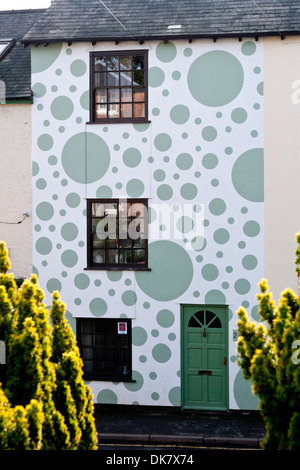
[86,120,151,125]
[84,266,151,271]
[83,375,136,383]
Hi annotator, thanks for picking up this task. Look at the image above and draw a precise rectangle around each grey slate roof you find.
[23,0,300,44]
[0,9,45,100]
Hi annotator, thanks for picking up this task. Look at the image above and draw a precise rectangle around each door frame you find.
[180,304,229,411]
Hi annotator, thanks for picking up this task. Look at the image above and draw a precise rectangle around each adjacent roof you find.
[0,9,45,101]
[23,0,300,45]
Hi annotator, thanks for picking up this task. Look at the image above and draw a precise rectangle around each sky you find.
[0,0,51,10]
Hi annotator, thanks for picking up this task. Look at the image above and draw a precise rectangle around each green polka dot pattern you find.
[32,39,264,410]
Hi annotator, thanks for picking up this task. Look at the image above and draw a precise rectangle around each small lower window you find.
[77,318,132,381]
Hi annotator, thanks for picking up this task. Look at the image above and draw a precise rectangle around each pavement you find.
[94,405,265,449]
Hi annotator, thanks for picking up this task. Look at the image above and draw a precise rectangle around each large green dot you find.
[213,228,230,244]
[37,134,53,151]
[61,222,78,241]
[36,237,52,255]
[201,263,219,281]
[97,389,118,404]
[170,105,190,125]
[61,249,78,267]
[62,132,110,184]
[180,183,198,200]
[47,278,62,293]
[169,387,180,406]
[124,370,144,391]
[36,201,54,221]
[243,220,261,237]
[241,41,256,56]
[156,309,175,328]
[51,96,74,120]
[209,198,226,216]
[232,148,264,202]
[89,298,107,317]
[231,107,248,124]
[234,369,259,410]
[135,241,193,301]
[157,184,173,201]
[176,153,193,170]
[126,179,144,197]
[32,83,46,97]
[234,278,251,295]
[202,153,218,170]
[242,254,258,270]
[70,59,87,77]
[121,290,137,306]
[152,343,171,363]
[148,66,165,87]
[188,51,244,106]
[205,289,226,304]
[74,273,90,290]
[154,133,172,151]
[156,41,177,62]
[32,43,62,73]
[66,192,81,208]
[132,326,147,346]
[123,148,142,167]
[202,126,217,142]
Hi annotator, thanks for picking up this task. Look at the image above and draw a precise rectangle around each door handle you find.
[223,357,227,366]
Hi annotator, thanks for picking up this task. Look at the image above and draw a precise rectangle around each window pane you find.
[83,361,93,374]
[120,249,132,264]
[106,238,118,248]
[133,70,144,85]
[133,88,145,102]
[93,249,105,264]
[107,71,119,86]
[95,104,107,118]
[108,104,120,118]
[82,348,93,360]
[81,334,93,346]
[120,71,132,86]
[94,72,107,87]
[92,203,104,217]
[95,89,107,103]
[93,236,105,249]
[133,102,145,118]
[133,249,145,264]
[106,56,119,71]
[81,320,93,333]
[108,88,119,102]
[94,56,106,71]
[133,55,144,70]
[106,249,118,263]
[121,88,132,102]
[120,55,132,70]
[121,103,132,118]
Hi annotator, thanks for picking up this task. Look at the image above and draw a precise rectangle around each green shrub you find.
[0,241,98,450]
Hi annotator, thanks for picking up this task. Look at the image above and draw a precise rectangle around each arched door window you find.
[188,310,221,336]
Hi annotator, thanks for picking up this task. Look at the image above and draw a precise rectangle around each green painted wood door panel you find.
[181,305,228,411]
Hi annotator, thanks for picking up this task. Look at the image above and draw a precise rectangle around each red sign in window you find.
[118,322,127,335]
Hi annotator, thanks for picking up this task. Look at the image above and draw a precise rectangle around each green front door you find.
[181,305,228,411]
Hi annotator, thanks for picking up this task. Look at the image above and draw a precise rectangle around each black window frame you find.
[86,198,149,271]
[77,318,133,382]
[89,50,149,123]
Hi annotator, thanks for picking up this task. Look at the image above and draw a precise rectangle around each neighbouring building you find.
[0,9,45,375]
[22,0,300,411]
[0,9,45,280]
